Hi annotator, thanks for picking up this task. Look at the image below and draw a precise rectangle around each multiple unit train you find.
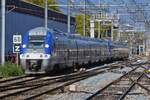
[20,27,129,74]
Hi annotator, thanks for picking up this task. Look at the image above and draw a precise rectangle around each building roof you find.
[3,0,75,25]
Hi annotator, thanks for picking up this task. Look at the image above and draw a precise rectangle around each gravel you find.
[45,67,133,100]
[124,84,150,100]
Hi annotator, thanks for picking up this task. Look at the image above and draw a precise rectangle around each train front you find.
[20,27,53,74]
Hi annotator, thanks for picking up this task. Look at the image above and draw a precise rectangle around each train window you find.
[28,35,45,48]
[29,36,44,40]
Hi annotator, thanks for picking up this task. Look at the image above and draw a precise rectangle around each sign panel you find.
[13,44,20,53]
[13,35,22,44]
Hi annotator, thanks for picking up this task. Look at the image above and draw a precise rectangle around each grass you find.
[0,62,24,77]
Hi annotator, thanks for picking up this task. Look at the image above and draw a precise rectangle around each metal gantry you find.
[63,0,148,55]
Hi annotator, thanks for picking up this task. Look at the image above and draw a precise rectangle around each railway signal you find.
[13,34,22,66]
[13,35,22,44]
[13,34,22,53]
[13,44,20,53]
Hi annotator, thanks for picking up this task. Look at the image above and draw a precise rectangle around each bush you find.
[0,62,24,77]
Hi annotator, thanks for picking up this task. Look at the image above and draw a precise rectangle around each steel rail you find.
[23,64,142,100]
[0,75,30,84]
[0,76,43,89]
[119,72,144,100]
[0,61,144,99]
[23,70,107,100]
[0,64,114,100]
[86,66,140,100]
[0,63,115,93]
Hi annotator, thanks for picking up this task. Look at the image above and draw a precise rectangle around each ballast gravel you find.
[45,67,133,100]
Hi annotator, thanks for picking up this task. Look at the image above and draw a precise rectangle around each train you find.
[20,27,129,74]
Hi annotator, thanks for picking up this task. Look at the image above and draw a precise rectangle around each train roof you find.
[1,0,75,25]
[28,27,48,36]
[50,28,110,44]
[27,27,127,47]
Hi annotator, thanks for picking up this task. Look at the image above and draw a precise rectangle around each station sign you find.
[13,35,22,44]
[13,44,20,53]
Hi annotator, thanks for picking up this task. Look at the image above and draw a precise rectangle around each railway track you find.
[0,59,148,100]
[0,61,127,100]
[86,63,150,100]
[0,75,30,84]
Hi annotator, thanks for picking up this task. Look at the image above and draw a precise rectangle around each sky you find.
[56,0,150,32]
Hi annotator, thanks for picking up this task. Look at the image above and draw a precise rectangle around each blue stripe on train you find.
[44,31,53,55]
[20,32,29,54]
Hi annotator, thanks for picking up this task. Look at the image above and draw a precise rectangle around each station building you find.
[0,0,75,59]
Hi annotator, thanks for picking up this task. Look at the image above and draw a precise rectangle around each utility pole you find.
[1,0,6,64]
[98,21,100,38]
[90,17,95,38]
[45,0,48,29]
[98,0,101,38]
[111,21,114,41]
[83,0,86,36]
[67,0,71,33]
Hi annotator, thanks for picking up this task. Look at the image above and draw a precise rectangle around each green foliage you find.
[75,14,113,38]
[75,14,90,36]
[75,14,83,34]
[26,0,60,12]
[94,22,112,38]
[113,30,118,40]
[0,62,24,77]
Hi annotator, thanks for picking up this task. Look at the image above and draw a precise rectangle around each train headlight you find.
[45,44,49,48]
[22,44,26,48]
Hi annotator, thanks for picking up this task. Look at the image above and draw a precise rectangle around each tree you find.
[75,14,90,36]
[75,14,112,38]
[25,0,60,12]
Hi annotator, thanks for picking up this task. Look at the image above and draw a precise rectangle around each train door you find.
[75,40,78,65]
[53,34,68,68]
[66,38,77,67]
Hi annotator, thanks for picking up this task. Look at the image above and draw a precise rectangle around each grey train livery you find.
[20,27,129,74]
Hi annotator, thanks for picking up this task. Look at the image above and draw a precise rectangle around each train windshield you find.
[28,35,45,48]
